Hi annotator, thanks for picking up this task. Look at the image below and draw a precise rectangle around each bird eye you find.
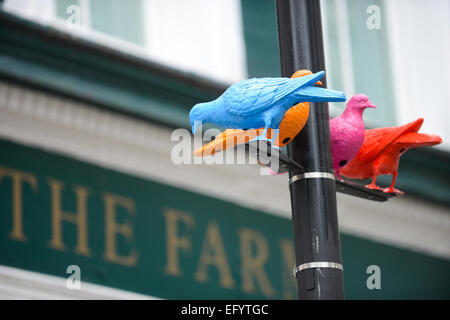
[400,148,405,153]
[283,137,291,144]
[339,160,347,167]
[211,136,216,141]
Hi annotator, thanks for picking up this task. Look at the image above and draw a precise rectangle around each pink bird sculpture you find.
[263,94,375,177]
[330,94,376,180]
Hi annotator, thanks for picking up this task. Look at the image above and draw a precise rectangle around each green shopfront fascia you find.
[1,139,449,299]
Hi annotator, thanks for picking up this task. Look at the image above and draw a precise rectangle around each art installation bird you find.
[189,71,346,144]
[341,118,442,194]
[260,95,374,177]
[330,94,376,180]
[194,92,376,182]
[194,70,321,156]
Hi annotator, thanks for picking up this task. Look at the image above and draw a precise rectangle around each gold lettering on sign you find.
[103,193,138,266]
[163,208,194,276]
[194,222,234,289]
[0,167,38,242]
[279,239,297,299]
[239,228,276,298]
[47,179,91,256]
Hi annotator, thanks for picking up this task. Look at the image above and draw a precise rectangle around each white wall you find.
[2,0,247,83]
[385,0,450,150]
[3,0,55,22]
[0,265,154,299]
[144,0,247,83]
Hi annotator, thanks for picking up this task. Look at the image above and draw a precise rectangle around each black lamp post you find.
[276,0,345,299]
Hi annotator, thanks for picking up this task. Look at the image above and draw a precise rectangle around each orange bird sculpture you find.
[194,70,322,157]
[341,118,442,194]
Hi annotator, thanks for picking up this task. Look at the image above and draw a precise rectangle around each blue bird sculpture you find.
[189,71,346,144]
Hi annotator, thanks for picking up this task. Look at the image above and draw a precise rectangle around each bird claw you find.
[383,187,404,195]
[365,184,383,191]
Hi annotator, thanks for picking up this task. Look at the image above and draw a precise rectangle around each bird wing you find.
[224,72,324,117]
[357,118,424,161]
[394,132,442,148]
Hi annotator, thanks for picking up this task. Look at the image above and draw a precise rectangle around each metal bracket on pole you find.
[289,172,336,184]
[246,141,395,202]
[293,262,343,277]
[245,140,305,174]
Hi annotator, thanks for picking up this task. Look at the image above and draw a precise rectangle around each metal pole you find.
[276,0,345,299]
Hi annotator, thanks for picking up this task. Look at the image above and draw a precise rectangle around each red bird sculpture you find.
[341,118,442,194]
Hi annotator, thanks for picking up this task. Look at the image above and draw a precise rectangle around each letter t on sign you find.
[0,166,38,242]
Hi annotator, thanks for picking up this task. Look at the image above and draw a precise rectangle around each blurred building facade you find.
[0,0,449,299]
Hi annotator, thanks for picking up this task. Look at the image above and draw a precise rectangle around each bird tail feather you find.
[395,132,442,148]
[295,70,325,87]
[293,86,347,102]
[272,71,326,103]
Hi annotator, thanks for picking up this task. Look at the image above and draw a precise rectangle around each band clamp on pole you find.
[293,262,344,277]
[289,172,336,184]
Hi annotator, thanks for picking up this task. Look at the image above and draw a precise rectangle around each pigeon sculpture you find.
[330,94,376,180]
[194,70,320,156]
[341,118,442,194]
[189,71,346,144]
[194,92,375,182]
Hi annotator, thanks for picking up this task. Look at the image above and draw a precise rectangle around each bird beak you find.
[367,102,377,109]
